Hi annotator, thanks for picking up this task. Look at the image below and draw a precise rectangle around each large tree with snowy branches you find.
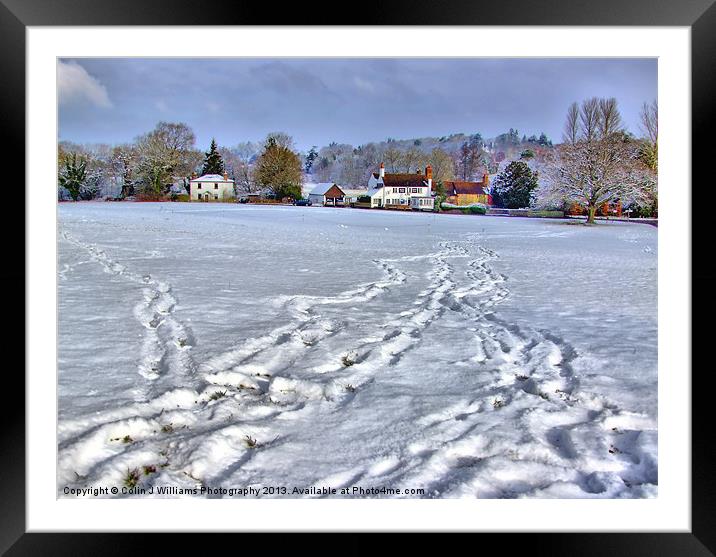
[544,98,650,224]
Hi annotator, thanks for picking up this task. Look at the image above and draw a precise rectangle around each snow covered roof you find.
[342,188,369,197]
[190,174,233,183]
[309,183,342,196]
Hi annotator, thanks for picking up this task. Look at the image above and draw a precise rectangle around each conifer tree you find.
[201,139,225,175]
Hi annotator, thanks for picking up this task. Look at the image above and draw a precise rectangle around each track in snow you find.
[58,229,656,498]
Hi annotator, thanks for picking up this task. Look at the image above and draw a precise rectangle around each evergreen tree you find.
[538,132,552,146]
[491,161,539,209]
[304,146,318,173]
[201,139,225,175]
[58,152,88,201]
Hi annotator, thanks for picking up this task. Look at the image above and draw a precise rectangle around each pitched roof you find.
[444,181,488,196]
[381,174,429,188]
[309,182,344,196]
[191,174,233,182]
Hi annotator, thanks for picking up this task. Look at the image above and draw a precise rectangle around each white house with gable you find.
[366,163,435,210]
[189,172,235,201]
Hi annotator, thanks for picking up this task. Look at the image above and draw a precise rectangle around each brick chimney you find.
[223,171,229,181]
[425,165,433,188]
[191,171,197,179]
[379,162,385,178]
[483,172,489,186]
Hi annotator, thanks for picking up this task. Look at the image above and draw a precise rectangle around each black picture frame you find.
[5,0,712,554]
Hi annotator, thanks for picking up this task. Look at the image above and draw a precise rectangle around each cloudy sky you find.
[58,58,657,152]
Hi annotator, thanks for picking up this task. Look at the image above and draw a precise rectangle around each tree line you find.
[58,124,303,201]
[58,124,554,201]
[59,98,658,222]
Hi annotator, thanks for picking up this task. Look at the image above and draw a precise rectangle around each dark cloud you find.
[59,58,657,151]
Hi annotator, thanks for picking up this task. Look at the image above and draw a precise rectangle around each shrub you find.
[123,468,141,488]
[466,205,487,215]
[357,195,371,203]
[208,390,227,401]
[174,194,189,202]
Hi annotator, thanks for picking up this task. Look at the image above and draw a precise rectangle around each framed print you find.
[5,0,714,553]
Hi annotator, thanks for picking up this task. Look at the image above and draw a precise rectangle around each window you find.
[399,188,406,193]
[197,184,202,189]
[214,194,218,200]
[214,184,219,189]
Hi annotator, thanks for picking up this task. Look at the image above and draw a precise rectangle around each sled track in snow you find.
[58,230,656,498]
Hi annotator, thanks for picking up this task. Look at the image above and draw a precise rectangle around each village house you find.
[308,183,346,206]
[441,174,493,206]
[189,172,235,201]
[366,163,435,211]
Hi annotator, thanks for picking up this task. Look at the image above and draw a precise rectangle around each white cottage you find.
[366,163,435,211]
[189,172,235,201]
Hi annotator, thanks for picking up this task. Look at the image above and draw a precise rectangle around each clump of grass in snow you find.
[209,390,227,401]
[160,424,173,433]
[109,434,134,444]
[244,435,258,449]
[142,465,157,476]
[515,374,528,381]
[123,468,141,488]
[342,352,357,367]
[344,384,356,393]
[493,399,504,409]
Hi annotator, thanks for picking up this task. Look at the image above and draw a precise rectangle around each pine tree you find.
[491,161,539,209]
[304,146,318,173]
[201,139,225,175]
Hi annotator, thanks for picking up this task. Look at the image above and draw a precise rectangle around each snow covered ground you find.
[57,203,657,498]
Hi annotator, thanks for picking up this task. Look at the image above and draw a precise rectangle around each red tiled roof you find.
[382,174,429,188]
[444,181,488,196]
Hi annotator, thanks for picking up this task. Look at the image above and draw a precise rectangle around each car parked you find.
[293,198,312,206]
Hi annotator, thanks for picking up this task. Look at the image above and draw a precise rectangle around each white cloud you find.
[155,99,169,112]
[58,60,112,108]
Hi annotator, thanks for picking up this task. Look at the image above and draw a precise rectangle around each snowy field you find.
[57,203,657,498]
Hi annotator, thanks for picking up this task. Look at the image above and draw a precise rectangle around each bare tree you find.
[598,98,624,138]
[383,146,403,173]
[544,99,649,223]
[428,147,455,183]
[638,100,658,172]
[579,97,601,142]
[264,132,295,151]
[134,122,199,196]
[640,100,658,145]
[400,146,425,173]
[563,102,580,144]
